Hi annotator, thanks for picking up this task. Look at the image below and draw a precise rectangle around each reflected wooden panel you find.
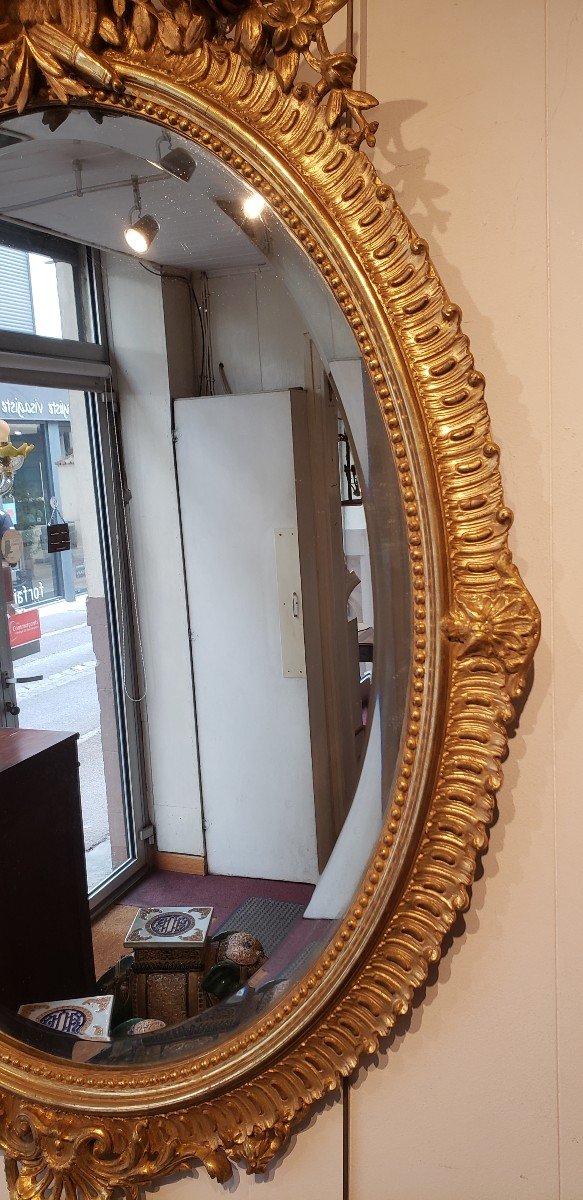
[0,728,95,1008]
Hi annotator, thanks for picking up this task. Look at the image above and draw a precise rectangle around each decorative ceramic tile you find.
[18,994,114,1041]
[124,906,214,949]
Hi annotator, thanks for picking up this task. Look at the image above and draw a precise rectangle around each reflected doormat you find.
[92,905,138,980]
[213,897,305,956]
[277,938,328,981]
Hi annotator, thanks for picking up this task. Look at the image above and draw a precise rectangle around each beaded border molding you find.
[0,1,540,1192]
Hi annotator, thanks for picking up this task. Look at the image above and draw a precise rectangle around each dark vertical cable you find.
[342,1077,350,1200]
[170,402,208,863]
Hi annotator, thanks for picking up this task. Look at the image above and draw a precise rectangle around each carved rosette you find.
[0,1,540,1195]
[443,551,541,699]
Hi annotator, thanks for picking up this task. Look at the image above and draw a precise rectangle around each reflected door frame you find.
[0,579,19,727]
[0,235,150,910]
[0,391,150,910]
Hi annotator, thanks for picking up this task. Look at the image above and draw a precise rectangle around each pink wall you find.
[349,3,579,1197]
[147,2,581,1196]
[0,4,577,1199]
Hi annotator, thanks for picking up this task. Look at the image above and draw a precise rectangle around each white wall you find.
[103,251,205,858]
[150,0,582,1196]
[258,222,360,367]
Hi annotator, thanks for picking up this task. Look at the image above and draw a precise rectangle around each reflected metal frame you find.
[83,383,151,911]
[0,0,540,1192]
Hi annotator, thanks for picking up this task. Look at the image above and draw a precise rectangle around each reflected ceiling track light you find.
[124,175,159,255]
[152,132,197,182]
[213,196,272,260]
[242,191,266,221]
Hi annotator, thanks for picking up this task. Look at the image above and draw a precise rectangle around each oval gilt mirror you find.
[0,1,540,1193]
[0,103,411,1063]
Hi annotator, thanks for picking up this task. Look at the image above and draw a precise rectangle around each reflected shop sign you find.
[9,608,41,650]
[1,384,70,423]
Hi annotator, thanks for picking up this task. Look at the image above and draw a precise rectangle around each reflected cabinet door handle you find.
[292,591,300,619]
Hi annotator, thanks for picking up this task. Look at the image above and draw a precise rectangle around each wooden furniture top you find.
[0,727,78,773]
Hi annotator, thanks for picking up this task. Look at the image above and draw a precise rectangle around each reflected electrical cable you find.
[199,272,214,395]
[104,377,147,704]
[218,362,232,394]
[138,259,206,396]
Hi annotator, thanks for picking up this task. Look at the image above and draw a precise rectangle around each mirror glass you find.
[0,109,411,1065]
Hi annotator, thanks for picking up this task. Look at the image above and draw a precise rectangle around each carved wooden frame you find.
[0,1,540,1192]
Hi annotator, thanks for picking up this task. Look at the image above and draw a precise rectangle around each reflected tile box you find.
[124,906,214,948]
[124,906,214,1027]
[19,994,114,1041]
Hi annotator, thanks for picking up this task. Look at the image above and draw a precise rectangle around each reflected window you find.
[0,219,95,343]
[0,220,143,903]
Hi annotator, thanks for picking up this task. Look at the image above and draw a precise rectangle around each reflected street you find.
[14,595,112,889]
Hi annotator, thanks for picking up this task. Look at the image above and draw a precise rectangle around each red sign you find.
[9,609,41,649]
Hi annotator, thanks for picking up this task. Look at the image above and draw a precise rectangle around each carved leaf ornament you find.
[0,0,378,144]
[0,0,540,1194]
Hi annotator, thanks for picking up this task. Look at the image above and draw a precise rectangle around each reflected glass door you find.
[0,386,146,901]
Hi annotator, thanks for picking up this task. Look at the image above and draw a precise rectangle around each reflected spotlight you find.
[125,214,160,254]
[124,176,159,255]
[243,192,266,221]
[160,146,196,182]
[152,133,196,182]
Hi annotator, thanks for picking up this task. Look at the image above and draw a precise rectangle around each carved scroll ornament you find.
[0,0,540,1194]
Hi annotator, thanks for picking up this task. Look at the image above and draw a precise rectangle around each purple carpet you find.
[124,870,315,934]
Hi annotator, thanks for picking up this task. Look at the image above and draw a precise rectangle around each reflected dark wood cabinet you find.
[0,728,96,1011]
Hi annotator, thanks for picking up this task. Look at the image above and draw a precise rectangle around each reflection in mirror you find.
[0,109,411,1065]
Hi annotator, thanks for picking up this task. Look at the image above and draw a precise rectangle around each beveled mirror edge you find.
[0,1,540,1188]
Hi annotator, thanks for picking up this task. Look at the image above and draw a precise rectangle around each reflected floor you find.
[92,869,332,989]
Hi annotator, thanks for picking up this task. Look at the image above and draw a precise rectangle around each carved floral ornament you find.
[0,0,379,145]
[0,0,540,1194]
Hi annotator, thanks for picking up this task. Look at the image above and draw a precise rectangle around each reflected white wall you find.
[104,250,205,859]
[305,703,382,919]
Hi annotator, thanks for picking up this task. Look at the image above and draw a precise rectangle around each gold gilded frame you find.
[0,1,540,1192]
